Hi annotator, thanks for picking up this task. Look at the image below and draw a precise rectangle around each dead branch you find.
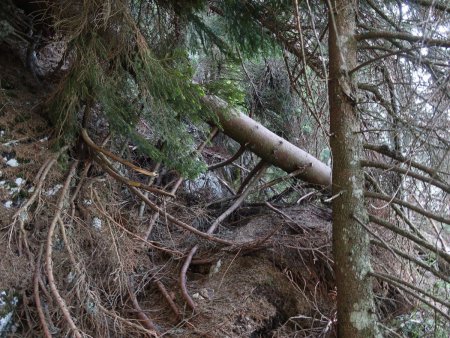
[370,272,450,319]
[91,192,182,256]
[364,143,447,182]
[96,302,158,337]
[355,30,450,48]
[94,154,175,197]
[130,186,234,245]
[370,240,450,284]
[365,191,450,225]
[369,214,450,264]
[45,161,82,338]
[353,214,401,260]
[365,173,426,240]
[11,146,69,238]
[361,160,450,194]
[409,0,450,13]
[257,166,309,192]
[208,145,246,171]
[139,162,162,217]
[81,128,158,177]
[411,195,449,252]
[237,159,267,194]
[142,126,218,237]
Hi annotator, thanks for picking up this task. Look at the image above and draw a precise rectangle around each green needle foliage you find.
[39,0,297,177]
[44,0,219,177]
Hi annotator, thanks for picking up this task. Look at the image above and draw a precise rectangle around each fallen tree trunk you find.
[203,95,332,187]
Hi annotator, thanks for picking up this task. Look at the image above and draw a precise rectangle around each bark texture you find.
[203,95,332,187]
[328,0,380,336]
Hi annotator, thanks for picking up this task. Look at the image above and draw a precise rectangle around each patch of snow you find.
[39,136,48,142]
[0,292,18,336]
[85,299,97,315]
[4,201,13,208]
[91,217,102,230]
[28,186,35,193]
[45,184,63,196]
[8,187,19,195]
[19,211,28,223]
[6,159,18,167]
[0,181,5,186]
[67,271,76,284]
[14,178,25,186]
[0,311,13,334]
[192,293,204,300]
[83,199,93,206]
[209,259,222,276]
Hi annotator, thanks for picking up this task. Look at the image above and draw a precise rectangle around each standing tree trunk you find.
[328,0,380,336]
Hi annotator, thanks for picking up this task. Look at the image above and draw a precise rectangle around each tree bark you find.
[203,95,332,187]
[328,0,380,337]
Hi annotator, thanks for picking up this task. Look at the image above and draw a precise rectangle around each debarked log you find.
[203,95,332,187]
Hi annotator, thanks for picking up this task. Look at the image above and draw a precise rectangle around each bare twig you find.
[361,160,450,194]
[97,302,158,337]
[208,145,246,171]
[365,191,450,225]
[130,186,234,245]
[369,214,450,264]
[10,146,69,238]
[370,240,450,284]
[94,154,175,197]
[370,271,450,316]
[139,162,162,217]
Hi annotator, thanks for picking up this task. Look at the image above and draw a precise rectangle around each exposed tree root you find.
[127,277,159,334]
[44,161,83,338]
[155,280,181,320]
[34,244,52,338]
